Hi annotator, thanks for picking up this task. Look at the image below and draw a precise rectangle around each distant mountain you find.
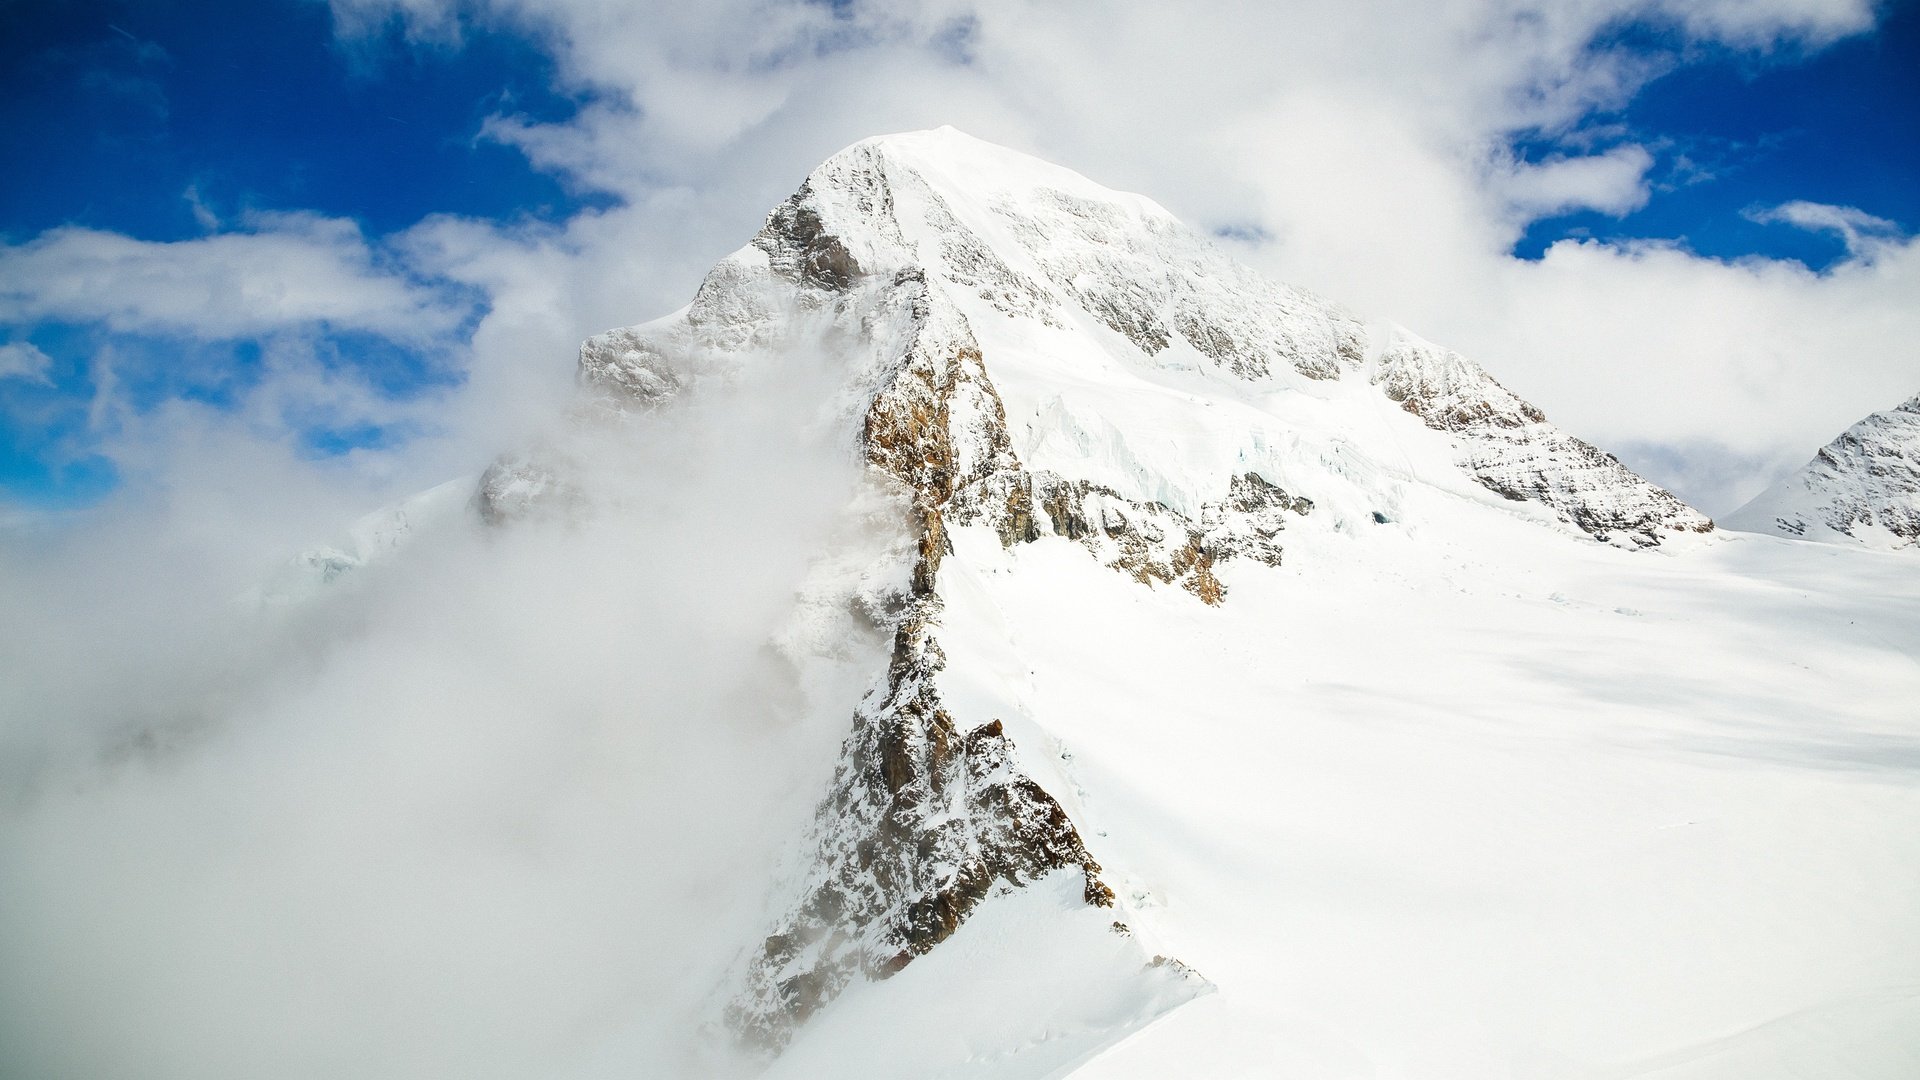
[1726,394,1920,550]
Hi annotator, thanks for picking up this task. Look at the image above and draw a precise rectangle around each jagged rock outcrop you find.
[722,216,1340,1044]
[1373,334,1711,546]
[729,498,1116,1048]
[1727,393,1920,549]
[577,327,682,409]
[758,188,864,290]
[728,254,1130,1051]
[472,445,581,527]
[1027,471,1310,604]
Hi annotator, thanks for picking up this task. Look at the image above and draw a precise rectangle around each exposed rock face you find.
[577,327,682,409]
[1373,335,1711,547]
[1727,394,1920,549]
[728,261,1127,1052]
[758,188,864,291]
[729,510,1116,1048]
[723,228,1334,1044]
[1027,471,1310,604]
[473,445,580,527]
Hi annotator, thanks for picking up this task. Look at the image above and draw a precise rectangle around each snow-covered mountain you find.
[246,130,1920,1079]
[493,126,1721,1052]
[570,128,1708,552]
[1725,393,1920,549]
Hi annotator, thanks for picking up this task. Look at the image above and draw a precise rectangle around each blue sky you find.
[0,0,600,241]
[1,0,1916,513]
[1513,3,1920,265]
[0,0,604,505]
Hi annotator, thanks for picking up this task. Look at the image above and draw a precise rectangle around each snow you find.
[935,506,1920,1078]
[764,871,1207,1080]
[802,128,1703,544]
[567,129,1919,1075]
[713,130,1917,1076]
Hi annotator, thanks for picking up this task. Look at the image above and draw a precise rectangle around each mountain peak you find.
[1727,392,1920,549]
[837,126,1167,218]
[578,130,1707,546]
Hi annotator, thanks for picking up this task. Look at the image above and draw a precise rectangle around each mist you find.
[0,331,903,1078]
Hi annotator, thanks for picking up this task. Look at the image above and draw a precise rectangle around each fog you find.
[0,337,901,1078]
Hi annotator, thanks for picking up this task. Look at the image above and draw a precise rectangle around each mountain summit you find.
[558,128,1708,555]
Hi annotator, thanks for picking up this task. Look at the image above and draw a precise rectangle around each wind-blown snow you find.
[255,476,474,602]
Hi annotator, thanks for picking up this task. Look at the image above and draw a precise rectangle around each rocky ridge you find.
[714,220,1232,1051]
[1372,333,1710,545]
[1727,393,1920,549]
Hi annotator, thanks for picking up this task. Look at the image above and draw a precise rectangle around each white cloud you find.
[1648,0,1876,47]
[0,344,887,1079]
[0,213,483,513]
[1459,233,1920,509]
[1496,144,1655,219]
[1748,199,1907,256]
[5,0,1885,514]
[0,341,53,384]
[0,213,468,342]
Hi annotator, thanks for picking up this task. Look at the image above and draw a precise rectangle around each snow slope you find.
[1726,393,1920,550]
[945,498,1920,1079]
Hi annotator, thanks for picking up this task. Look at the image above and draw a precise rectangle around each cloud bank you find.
[0,347,890,1078]
[0,213,465,341]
